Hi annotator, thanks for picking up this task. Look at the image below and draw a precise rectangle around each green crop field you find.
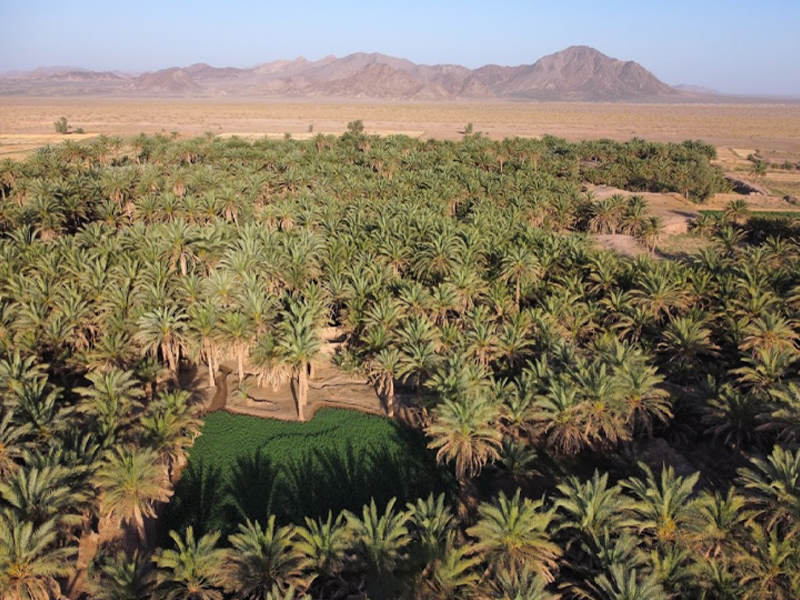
[164,409,452,537]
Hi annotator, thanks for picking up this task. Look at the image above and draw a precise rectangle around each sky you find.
[1,0,799,96]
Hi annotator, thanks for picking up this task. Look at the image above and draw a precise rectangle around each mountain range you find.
[0,46,713,102]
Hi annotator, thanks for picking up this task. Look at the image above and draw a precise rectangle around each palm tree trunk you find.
[134,507,147,549]
[387,378,395,418]
[456,477,479,521]
[205,340,215,387]
[162,341,176,374]
[237,348,245,386]
[298,362,308,421]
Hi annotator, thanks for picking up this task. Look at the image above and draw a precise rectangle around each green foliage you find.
[165,410,451,535]
[1,129,799,599]
[579,138,728,201]
[53,116,69,134]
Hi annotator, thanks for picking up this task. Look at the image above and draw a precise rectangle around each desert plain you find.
[2,97,800,153]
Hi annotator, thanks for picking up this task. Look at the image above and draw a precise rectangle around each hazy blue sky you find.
[2,0,798,95]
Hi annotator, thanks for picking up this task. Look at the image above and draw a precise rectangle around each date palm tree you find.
[154,527,230,600]
[685,487,750,560]
[0,464,88,532]
[737,445,800,535]
[739,524,800,600]
[0,410,29,476]
[135,305,187,376]
[85,550,155,600]
[591,564,668,600]
[278,299,321,422]
[75,368,145,448]
[0,513,75,600]
[219,311,253,387]
[406,493,454,564]
[226,517,308,597]
[294,511,352,593]
[186,302,220,388]
[638,216,664,256]
[345,498,412,577]
[555,471,624,560]
[426,396,503,496]
[94,447,173,547]
[468,490,561,583]
[141,389,202,482]
[500,246,540,308]
[484,566,557,600]
[366,347,401,417]
[621,464,699,547]
[658,315,718,377]
[421,539,480,600]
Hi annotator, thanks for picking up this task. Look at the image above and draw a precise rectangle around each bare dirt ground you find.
[3,97,800,158]
[190,327,384,422]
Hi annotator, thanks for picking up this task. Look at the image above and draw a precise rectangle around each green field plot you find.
[164,409,452,537]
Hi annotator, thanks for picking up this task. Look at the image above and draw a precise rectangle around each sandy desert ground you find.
[2,97,800,158]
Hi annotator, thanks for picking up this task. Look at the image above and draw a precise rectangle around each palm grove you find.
[0,125,798,600]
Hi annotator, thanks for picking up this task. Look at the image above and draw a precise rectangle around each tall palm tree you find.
[141,389,203,482]
[366,347,401,417]
[425,396,503,494]
[0,463,88,532]
[420,538,480,600]
[591,564,668,600]
[406,493,454,564]
[346,498,411,577]
[75,368,145,447]
[219,311,253,387]
[685,487,750,560]
[467,490,561,583]
[555,471,624,559]
[94,447,173,547]
[153,527,230,600]
[621,464,699,547]
[0,514,75,600]
[483,566,557,600]
[278,299,321,422]
[739,524,800,600]
[85,550,155,600]
[294,512,352,594]
[532,377,603,455]
[638,216,664,256]
[0,410,29,476]
[737,445,800,535]
[500,246,540,308]
[135,306,187,376]
[226,517,308,598]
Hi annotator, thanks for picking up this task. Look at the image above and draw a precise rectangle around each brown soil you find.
[586,179,798,257]
[2,98,800,154]
[198,330,384,422]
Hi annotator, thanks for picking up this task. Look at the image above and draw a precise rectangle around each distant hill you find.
[674,83,722,95]
[0,47,712,102]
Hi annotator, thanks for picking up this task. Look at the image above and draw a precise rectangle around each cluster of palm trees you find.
[575,137,727,201]
[78,455,800,600]
[0,130,797,599]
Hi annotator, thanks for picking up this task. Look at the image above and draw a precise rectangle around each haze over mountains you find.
[0,46,729,102]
